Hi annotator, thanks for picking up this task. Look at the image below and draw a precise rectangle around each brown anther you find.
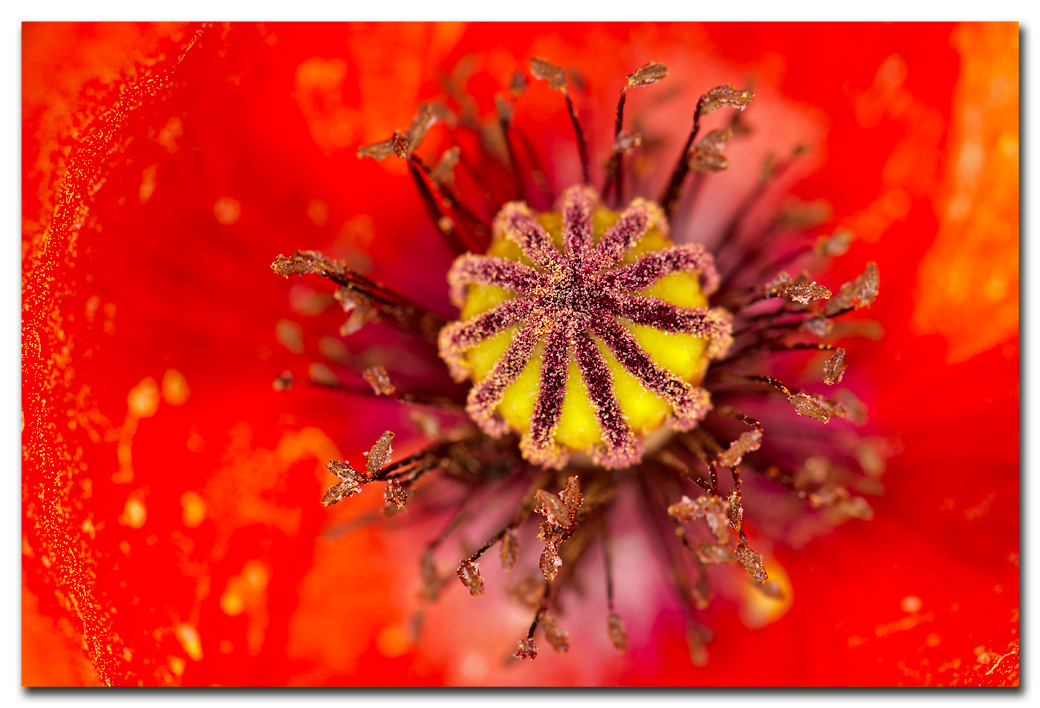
[364,430,395,476]
[362,366,396,396]
[823,348,847,385]
[456,559,485,596]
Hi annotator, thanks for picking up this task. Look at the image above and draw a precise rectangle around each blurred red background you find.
[21,22,1018,686]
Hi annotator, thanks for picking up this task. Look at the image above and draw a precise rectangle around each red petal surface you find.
[22,22,1018,686]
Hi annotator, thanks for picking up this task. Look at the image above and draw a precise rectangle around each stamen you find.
[529,58,590,185]
[271,250,444,342]
[411,152,491,252]
[603,62,669,204]
[601,517,627,651]
[661,85,754,219]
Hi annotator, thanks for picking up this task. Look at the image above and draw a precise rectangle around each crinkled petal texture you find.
[22,22,1017,686]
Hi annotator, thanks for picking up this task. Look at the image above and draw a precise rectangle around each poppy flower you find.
[21,22,1018,687]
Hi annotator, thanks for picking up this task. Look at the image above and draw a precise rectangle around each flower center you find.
[439,185,732,469]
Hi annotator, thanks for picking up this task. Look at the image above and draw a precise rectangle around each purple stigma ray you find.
[442,187,731,468]
[591,317,711,430]
[448,254,545,308]
[561,185,596,259]
[605,293,725,339]
[441,297,537,353]
[596,243,720,296]
[571,323,643,469]
[593,199,655,269]
[439,297,539,381]
[466,318,544,437]
[520,318,572,468]
[496,203,564,269]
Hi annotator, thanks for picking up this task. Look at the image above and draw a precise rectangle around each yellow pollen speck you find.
[213,196,242,225]
[186,432,205,453]
[175,623,204,661]
[139,164,158,204]
[376,624,412,658]
[219,640,234,654]
[220,560,271,618]
[901,595,923,613]
[243,560,270,590]
[169,656,185,677]
[181,491,206,528]
[307,199,329,226]
[220,588,245,617]
[127,377,160,418]
[161,368,191,406]
[119,496,147,529]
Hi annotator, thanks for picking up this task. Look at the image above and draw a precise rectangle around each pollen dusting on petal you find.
[456,559,484,596]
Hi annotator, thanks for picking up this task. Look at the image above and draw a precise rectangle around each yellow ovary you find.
[459,208,710,451]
